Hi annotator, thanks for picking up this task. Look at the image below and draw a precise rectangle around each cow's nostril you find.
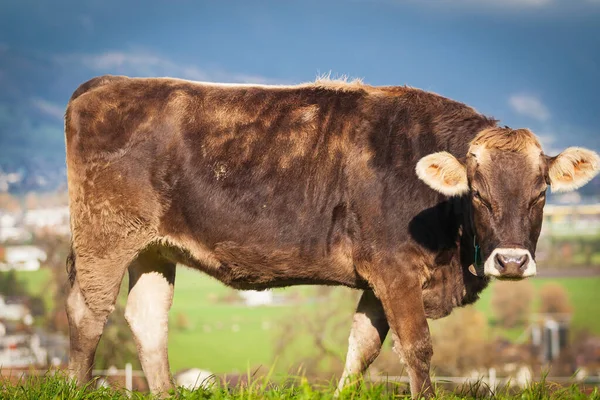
[515,254,528,270]
[495,253,529,274]
[494,253,506,272]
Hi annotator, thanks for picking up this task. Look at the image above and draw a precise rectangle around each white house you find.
[23,207,70,235]
[238,290,274,307]
[0,328,47,368]
[0,213,30,242]
[0,296,32,322]
[0,245,47,271]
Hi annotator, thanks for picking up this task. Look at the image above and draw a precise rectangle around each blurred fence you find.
[372,372,600,389]
[1,364,142,391]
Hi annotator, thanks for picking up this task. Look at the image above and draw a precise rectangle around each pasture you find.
[14,267,600,374]
[168,268,600,373]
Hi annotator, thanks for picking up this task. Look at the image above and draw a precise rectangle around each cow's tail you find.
[66,241,77,286]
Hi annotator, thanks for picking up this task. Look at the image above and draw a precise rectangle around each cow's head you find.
[416,127,600,280]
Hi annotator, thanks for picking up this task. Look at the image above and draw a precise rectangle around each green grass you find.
[0,373,598,400]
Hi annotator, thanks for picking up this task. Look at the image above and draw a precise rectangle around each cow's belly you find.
[157,232,368,291]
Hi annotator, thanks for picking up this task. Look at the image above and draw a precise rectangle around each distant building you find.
[23,207,70,235]
[543,203,600,237]
[530,313,571,363]
[0,245,47,271]
[0,329,47,368]
[0,296,31,321]
[239,290,274,307]
[0,295,44,368]
[0,213,30,242]
[0,295,67,368]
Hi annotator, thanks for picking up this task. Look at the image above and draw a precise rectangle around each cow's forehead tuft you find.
[470,127,542,153]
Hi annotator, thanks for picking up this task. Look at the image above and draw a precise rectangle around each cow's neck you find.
[457,196,490,304]
[415,197,489,318]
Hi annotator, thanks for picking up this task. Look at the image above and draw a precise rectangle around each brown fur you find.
[64,75,597,398]
[471,127,541,152]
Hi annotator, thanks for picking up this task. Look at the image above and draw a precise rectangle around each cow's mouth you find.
[494,274,527,281]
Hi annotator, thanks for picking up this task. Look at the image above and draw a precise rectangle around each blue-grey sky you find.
[1,0,599,158]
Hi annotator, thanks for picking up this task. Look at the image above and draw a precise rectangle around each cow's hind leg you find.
[67,248,134,384]
[336,290,389,394]
[125,247,176,396]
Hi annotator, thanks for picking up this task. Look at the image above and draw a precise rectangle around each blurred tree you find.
[273,286,359,377]
[582,241,593,265]
[430,306,491,375]
[28,296,46,317]
[24,192,40,210]
[175,312,191,331]
[0,269,28,296]
[219,288,244,304]
[491,280,534,328]
[560,243,573,265]
[539,283,572,315]
[41,191,69,207]
[94,302,140,370]
[0,193,21,213]
[35,233,70,332]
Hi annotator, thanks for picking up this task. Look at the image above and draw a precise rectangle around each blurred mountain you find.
[0,95,67,193]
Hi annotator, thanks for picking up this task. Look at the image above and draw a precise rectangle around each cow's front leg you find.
[370,268,433,398]
[125,250,176,396]
[336,290,389,394]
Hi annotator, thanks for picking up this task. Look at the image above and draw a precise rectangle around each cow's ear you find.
[416,152,469,196]
[548,147,600,193]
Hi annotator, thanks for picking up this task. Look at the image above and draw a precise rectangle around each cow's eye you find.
[530,190,546,207]
[473,190,492,210]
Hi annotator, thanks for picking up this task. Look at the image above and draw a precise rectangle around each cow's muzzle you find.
[483,248,537,280]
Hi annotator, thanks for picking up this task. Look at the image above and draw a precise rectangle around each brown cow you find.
[64,75,599,398]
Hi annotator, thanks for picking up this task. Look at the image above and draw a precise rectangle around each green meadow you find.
[12,267,600,374]
[167,267,320,373]
[170,269,600,373]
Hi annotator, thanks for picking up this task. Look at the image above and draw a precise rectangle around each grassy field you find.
[169,270,600,373]
[167,267,321,372]
[169,268,282,372]
[11,267,600,375]
[1,373,598,400]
